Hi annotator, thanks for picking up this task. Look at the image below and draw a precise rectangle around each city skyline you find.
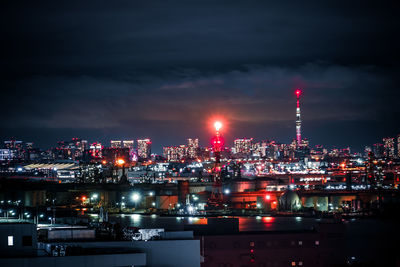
[1,87,399,154]
[1,2,400,266]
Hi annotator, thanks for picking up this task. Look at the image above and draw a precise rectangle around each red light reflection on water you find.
[188,217,208,225]
[262,216,275,223]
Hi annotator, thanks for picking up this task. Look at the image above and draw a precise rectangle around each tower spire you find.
[295,89,302,145]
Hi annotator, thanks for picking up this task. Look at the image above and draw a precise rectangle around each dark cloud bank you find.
[1,1,399,152]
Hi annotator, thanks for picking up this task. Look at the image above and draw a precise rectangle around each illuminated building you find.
[374,143,384,158]
[278,143,291,158]
[398,135,400,158]
[0,149,15,161]
[54,138,86,160]
[103,147,130,165]
[364,146,372,158]
[233,138,253,155]
[209,121,225,205]
[137,139,151,159]
[251,142,261,157]
[163,145,187,162]
[122,140,134,148]
[81,140,88,151]
[299,138,309,148]
[25,142,34,149]
[122,140,135,161]
[260,141,268,157]
[163,147,174,161]
[72,138,87,159]
[89,142,103,159]
[267,141,279,159]
[187,138,199,158]
[177,145,187,159]
[4,140,24,160]
[111,140,122,148]
[290,139,297,149]
[383,137,395,158]
[4,140,23,150]
[329,149,339,157]
[295,89,302,145]
[373,143,384,158]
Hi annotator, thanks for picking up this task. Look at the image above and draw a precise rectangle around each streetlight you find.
[131,192,140,210]
[131,193,140,202]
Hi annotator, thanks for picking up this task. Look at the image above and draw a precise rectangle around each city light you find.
[214,121,222,131]
[0,4,398,266]
[131,192,140,202]
[116,158,125,165]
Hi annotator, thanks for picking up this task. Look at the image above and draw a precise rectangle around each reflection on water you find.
[106,214,399,263]
[109,214,329,232]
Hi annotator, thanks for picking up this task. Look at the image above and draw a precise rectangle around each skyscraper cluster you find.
[163,138,199,162]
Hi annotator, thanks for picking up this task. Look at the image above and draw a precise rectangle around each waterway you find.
[108,214,331,232]
[106,214,398,264]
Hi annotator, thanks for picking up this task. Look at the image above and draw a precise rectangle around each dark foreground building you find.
[188,218,345,267]
[0,222,200,267]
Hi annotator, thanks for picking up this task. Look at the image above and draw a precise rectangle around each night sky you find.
[1,1,399,153]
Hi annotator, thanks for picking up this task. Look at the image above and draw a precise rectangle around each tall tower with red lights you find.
[295,89,302,145]
[209,121,224,206]
[212,121,223,164]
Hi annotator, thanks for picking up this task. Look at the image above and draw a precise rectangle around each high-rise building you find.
[251,142,261,157]
[4,140,23,149]
[295,89,302,145]
[122,140,134,148]
[89,142,103,159]
[0,149,16,161]
[25,142,34,149]
[81,140,88,151]
[373,143,384,158]
[383,137,395,158]
[397,135,400,158]
[187,138,199,158]
[267,141,279,159]
[163,145,187,162]
[163,147,174,161]
[137,139,151,159]
[260,141,268,157]
[54,138,86,160]
[111,140,122,148]
[233,138,253,155]
[364,146,372,158]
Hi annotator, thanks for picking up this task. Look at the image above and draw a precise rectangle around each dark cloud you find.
[0,1,399,152]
